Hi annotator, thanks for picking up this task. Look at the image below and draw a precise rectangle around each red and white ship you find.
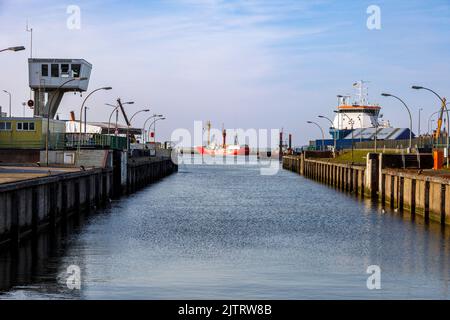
[196,121,250,156]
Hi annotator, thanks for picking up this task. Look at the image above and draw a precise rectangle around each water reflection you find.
[1,157,450,299]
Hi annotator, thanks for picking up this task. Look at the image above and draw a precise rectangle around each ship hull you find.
[196,146,249,156]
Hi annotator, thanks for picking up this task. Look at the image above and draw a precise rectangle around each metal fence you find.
[353,135,448,150]
[0,133,127,150]
[64,133,127,150]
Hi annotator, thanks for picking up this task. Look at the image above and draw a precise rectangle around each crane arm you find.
[435,97,448,140]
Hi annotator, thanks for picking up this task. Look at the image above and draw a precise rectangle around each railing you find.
[65,133,127,150]
[0,133,127,150]
[353,135,447,150]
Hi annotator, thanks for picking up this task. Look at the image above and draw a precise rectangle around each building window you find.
[41,64,49,77]
[0,122,12,131]
[51,64,59,77]
[71,64,81,78]
[16,122,35,131]
[61,64,70,77]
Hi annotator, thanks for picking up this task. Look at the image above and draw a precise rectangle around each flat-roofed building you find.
[28,58,92,118]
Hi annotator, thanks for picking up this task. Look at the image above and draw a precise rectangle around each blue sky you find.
[0,0,449,145]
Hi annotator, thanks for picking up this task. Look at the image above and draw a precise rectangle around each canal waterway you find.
[1,156,449,299]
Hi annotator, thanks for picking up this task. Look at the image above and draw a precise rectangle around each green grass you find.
[329,150,369,165]
[326,149,402,165]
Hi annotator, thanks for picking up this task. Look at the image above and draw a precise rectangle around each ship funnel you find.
[69,111,76,121]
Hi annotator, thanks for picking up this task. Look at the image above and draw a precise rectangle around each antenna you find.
[353,80,370,105]
[26,20,33,101]
[26,20,33,58]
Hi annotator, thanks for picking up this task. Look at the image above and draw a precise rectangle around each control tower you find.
[28,58,92,118]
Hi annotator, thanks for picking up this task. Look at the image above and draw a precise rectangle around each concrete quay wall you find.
[283,154,450,226]
[0,158,178,247]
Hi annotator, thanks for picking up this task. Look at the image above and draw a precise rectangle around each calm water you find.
[1,156,450,299]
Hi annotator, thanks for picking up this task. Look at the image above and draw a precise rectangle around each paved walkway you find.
[0,166,82,184]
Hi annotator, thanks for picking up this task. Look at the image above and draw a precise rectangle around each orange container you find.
[433,150,444,170]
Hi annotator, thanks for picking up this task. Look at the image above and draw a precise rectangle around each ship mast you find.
[353,80,370,105]
[206,120,211,146]
[222,123,226,149]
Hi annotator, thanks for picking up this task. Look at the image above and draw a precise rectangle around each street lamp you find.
[412,85,448,165]
[45,77,88,166]
[84,106,89,134]
[0,46,25,53]
[357,115,363,142]
[130,109,151,123]
[148,117,165,144]
[143,114,163,143]
[334,111,355,161]
[2,90,11,117]
[318,115,336,151]
[127,109,150,150]
[79,87,112,134]
[106,101,134,135]
[418,107,423,137]
[306,121,325,151]
[77,87,112,163]
[381,93,413,152]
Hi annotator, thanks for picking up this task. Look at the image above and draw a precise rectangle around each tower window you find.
[71,64,81,78]
[41,64,49,77]
[51,64,59,77]
[61,64,70,77]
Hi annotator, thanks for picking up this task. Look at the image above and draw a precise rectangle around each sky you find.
[0,0,449,146]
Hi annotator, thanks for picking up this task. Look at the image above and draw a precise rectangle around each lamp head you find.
[10,46,25,52]
[412,86,423,90]
[307,121,312,124]
[381,93,391,97]
[102,87,112,90]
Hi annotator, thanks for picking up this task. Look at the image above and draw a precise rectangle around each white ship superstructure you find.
[332,81,391,131]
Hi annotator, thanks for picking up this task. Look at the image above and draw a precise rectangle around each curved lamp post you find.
[318,115,336,151]
[306,121,325,151]
[127,108,150,150]
[45,77,88,166]
[418,107,423,137]
[428,112,438,135]
[148,117,165,144]
[143,114,163,143]
[77,87,112,163]
[381,93,413,152]
[412,86,448,165]
[334,111,355,160]
[2,90,11,117]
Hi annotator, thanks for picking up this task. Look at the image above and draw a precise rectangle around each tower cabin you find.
[28,58,92,119]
